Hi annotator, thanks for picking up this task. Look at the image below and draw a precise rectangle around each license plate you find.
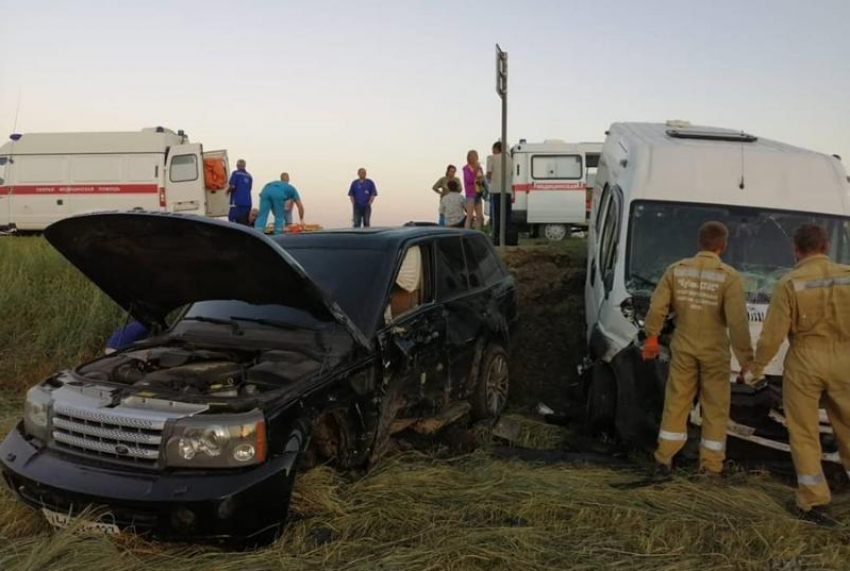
[42,508,120,535]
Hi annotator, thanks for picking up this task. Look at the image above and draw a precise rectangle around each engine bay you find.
[77,346,323,397]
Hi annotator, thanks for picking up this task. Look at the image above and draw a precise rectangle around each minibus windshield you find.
[626,201,850,302]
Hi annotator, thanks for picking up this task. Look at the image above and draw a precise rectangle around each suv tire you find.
[472,344,510,420]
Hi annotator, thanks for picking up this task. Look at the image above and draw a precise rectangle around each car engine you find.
[77,346,320,397]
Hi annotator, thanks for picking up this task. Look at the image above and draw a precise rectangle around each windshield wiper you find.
[628,273,658,289]
[181,316,242,335]
[228,316,318,332]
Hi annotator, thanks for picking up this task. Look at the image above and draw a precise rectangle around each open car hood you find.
[45,212,370,349]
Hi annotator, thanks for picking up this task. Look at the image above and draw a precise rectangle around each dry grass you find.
[2,446,850,571]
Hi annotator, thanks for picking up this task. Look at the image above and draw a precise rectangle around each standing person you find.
[349,168,377,228]
[253,173,305,235]
[432,164,460,225]
[642,221,752,476]
[440,179,467,228]
[746,224,850,526]
[227,159,253,225]
[462,150,485,231]
[486,141,514,244]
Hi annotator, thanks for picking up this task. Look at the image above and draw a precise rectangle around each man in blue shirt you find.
[227,159,253,225]
[254,173,305,235]
[348,168,378,228]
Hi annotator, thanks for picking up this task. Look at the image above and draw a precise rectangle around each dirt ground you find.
[501,242,588,415]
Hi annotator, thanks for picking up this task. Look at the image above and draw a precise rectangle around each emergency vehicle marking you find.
[793,276,850,291]
[2,184,159,195]
[512,182,586,192]
[674,268,725,311]
[673,267,727,283]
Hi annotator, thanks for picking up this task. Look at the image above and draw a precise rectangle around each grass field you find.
[2,235,850,570]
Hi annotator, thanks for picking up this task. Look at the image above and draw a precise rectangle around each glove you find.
[642,335,660,361]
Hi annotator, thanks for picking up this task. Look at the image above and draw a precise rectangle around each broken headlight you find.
[23,386,52,441]
[620,298,645,328]
[165,410,266,468]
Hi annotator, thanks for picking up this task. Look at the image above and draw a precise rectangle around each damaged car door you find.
[377,241,448,416]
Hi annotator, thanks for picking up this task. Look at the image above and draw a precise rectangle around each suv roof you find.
[272,227,481,250]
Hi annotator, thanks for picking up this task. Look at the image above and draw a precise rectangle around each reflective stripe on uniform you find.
[793,276,850,291]
[659,429,688,441]
[797,473,826,486]
[673,267,727,283]
[700,438,726,452]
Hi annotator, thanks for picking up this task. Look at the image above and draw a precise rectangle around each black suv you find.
[0,212,517,545]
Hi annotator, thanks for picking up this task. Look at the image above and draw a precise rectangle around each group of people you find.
[225,159,305,234]
[228,144,516,237]
[643,221,850,526]
[431,141,513,244]
[226,160,379,233]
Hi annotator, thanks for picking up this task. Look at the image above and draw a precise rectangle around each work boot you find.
[788,502,839,528]
[649,463,673,482]
[696,468,722,481]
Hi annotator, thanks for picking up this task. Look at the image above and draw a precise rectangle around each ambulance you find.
[509,139,602,240]
[0,127,230,231]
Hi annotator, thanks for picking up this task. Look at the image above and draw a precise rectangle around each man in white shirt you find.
[486,141,514,245]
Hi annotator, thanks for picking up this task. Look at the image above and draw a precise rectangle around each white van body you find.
[509,139,602,240]
[585,121,850,461]
[0,128,230,231]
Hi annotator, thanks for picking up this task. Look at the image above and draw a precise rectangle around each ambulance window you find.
[170,154,198,183]
[531,155,582,180]
[0,157,6,185]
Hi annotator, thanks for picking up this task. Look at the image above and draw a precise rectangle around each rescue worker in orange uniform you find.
[746,224,850,526]
[643,221,752,475]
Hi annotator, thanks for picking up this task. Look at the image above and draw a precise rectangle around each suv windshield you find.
[176,246,390,335]
[626,201,850,302]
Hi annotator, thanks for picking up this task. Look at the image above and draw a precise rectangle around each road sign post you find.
[496,45,508,249]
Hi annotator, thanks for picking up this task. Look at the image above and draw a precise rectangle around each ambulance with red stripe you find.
[0,127,229,231]
[510,139,602,241]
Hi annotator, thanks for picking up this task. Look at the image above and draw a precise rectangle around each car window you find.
[388,244,430,321]
[599,189,621,287]
[464,235,503,288]
[436,236,469,300]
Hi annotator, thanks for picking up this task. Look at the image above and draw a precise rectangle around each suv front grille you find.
[51,404,165,466]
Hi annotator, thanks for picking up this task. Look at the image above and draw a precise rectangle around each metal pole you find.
[499,87,507,249]
[494,45,508,248]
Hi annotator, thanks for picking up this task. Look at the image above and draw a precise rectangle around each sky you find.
[1,0,848,228]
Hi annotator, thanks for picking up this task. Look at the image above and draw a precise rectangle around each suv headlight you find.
[24,386,52,441]
[165,410,266,468]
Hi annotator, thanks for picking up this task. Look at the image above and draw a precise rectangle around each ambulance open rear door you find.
[202,149,230,217]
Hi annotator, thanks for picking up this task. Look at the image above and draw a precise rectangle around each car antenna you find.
[739,135,746,190]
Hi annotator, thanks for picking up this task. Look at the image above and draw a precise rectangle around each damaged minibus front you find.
[583,122,850,462]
